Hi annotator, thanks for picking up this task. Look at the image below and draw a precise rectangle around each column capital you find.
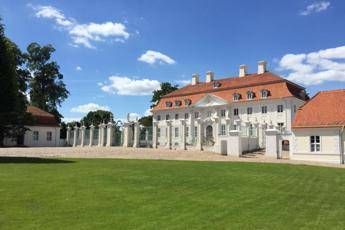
[153,121,159,126]
[180,119,186,125]
[166,120,172,126]
[67,126,71,130]
[81,125,86,130]
[74,125,79,130]
[196,118,203,124]
[90,124,95,129]
[107,122,114,128]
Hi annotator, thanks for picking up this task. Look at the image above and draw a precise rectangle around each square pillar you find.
[80,125,86,147]
[196,118,203,151]
[66,126,71,146]
[106,122,114,147]
[89,124,95,147]
[181,120,186,150]
[122,122,131,147]
[228,130,242,157]
[265,128,280,158]
[133,122,140,148]
[73,126,78,147]
[166,120,172,149]
[152,122,158,148]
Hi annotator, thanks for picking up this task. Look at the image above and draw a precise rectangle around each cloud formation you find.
[138,50,175,65]
[278,45,345,85]
[76,66,82,71]
[71,103,110,113]
[300,1,330,16]
[31,5,130,48]
[100,76,161,95]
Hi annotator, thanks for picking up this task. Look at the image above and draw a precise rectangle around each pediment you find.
[194,94,228,107]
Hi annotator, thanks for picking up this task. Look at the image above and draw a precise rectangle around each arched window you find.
[165,101,173,107]
[213,81,221,88]
[174,100,182,107]
[184,99,192,106]
[233,93,241,101]
[247,91,255,100]
[261,89,269,98]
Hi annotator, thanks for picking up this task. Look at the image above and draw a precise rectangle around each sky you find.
[1,0,345,122]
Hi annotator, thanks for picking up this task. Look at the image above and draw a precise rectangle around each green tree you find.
[25,42,69,123]
[80,110,114,127]
[0,18,30,146]
[138,115,152,127]
[151,82,178,108]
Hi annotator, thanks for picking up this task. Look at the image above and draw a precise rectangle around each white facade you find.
[152,94,304,155]
[4,126,62,147]
[291,128,345,164]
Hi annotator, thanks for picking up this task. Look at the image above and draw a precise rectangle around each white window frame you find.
[247,107,253,115]
[220,109,226,117]
[184,113,189,119]
[175,113,179,120]
[33,131,39,141]
[262,106,267,114]
[186,127,189,137]
[157,128,161,138]
[194,126,198,137]
[234,108,239,116]
[277,105,284,113]
[247,91,254,100]
[46,131,52,141]
[194,112,199,119]
[175,127,179,138]
[157,115,161,121]
[310,136,321,152]
[221,124,226,135]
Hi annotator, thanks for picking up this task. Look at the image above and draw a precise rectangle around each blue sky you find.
[1,0,345,121]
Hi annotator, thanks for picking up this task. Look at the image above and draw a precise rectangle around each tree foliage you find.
[0,18,30,146]
[25,43,69,122]
[151,82,178,108]
[138,115,152,127]
[80,110,115,127]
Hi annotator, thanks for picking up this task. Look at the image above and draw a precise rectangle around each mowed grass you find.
[1,157,345,229]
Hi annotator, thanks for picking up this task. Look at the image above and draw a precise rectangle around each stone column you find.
[228,130,242,157]
[106,122,114,147]
[133,122,140,148]
[73,126,78,147]
[225,118,231,134]
[245,120,250,136]
[166,120,172,149]
[101,123,106,146]
[196,118,203,151]
[260,123,267,148]
[80,125,86,147]
[98,123,103,147]
[66,126,71,146]
[152,121,158,148]
[122,122,130,147]
[181,120,186,150]
[89,124,95,147]
[265,128,279,158]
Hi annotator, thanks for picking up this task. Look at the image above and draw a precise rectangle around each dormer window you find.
[247,91,255,100]
[184,99,192,106]
[174,100,182,107]
[233,93,241,101]
[261,89,269,99]
[213,81,221,88]
[165,101,173,107]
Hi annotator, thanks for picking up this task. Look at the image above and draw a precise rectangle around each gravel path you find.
[0,147,344,168]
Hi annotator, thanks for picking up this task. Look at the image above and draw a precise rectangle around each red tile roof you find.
[26,106,59,127]
[293,89,345,128]
[152,72,307,111]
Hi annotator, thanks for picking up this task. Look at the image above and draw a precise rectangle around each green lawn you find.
[1,157,345,229]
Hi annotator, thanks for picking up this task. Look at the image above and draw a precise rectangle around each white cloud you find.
[70,103,110,113]
[300,1,330,16]
[144,108,152,116]
[278,45,345,85]
[138,50,176,65]
[76,66,82,71]
[100,76,161,95]
[30,5,130,48]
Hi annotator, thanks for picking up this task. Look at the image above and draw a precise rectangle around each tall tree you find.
[0,18,30,146]
[151,82,178,108]
[80,110,114,127]
[25,43,69,122]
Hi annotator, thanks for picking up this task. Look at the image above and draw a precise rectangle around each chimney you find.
[191,73,199,85]
[206,71,214,83]
[257,60,267,74]
[239,64,247,77]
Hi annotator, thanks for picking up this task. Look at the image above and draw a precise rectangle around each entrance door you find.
[221,140,227,155]
[205,125,214,146]
[282,140,290,159]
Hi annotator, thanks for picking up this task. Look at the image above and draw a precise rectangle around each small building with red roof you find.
[3,106,62,147]
[291,89,345,163]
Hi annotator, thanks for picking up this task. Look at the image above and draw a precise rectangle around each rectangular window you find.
[166,114,170,120]
[157,128,161,138]
[175,114,179,120]
[157,115,161,121]
[194,112,199,118]
[186,127,189,137]
[184,113,189,119]
[277,105,284,113]
[194,126,198,137]
[220,110,226,117]
[277,122,284,131]
[234,108,239,116]
[221,124,226,135]
[310,136,320,152]
[175,127,179,138]
[46,131,52,141]
[247,107,253,115]
[33,131,39,141]
[207,111,212,117]
[261,106,267,114]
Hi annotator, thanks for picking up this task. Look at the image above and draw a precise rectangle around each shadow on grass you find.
[0,157,75,164]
